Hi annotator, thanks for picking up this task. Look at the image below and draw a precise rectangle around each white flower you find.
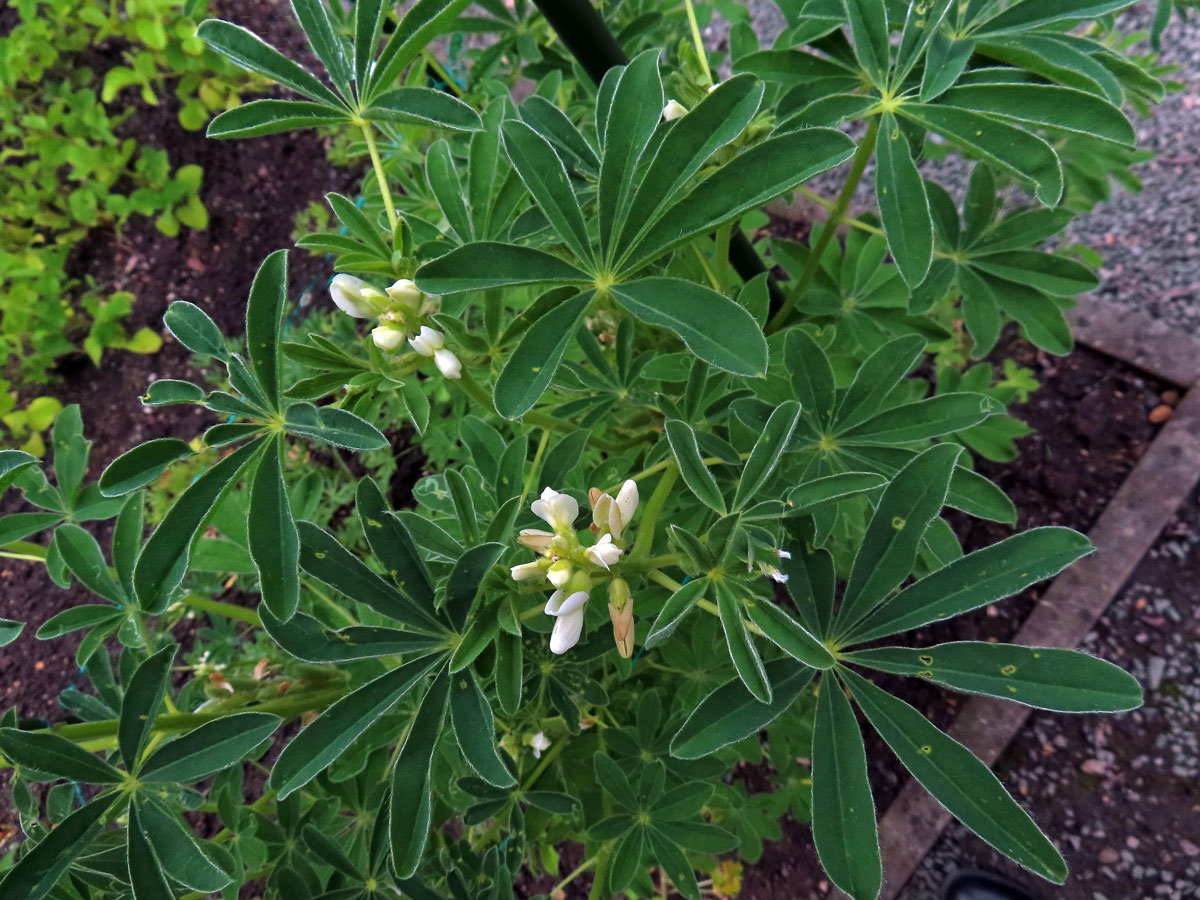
[531,487,579,534]
[510,560,545,581]
[776,549,792,560]
[517,529,555,552]
[371,324,407,351]
[330,274,377,318]
[386,278,422,310]
[409,325,445,357]
[546,559,573,588]
[546,589,589,655]
[434,347,462,380]
[763,566,789,584]
[614,479,638,532]
[530,731,551,758]
[585,534,622,570]
[662,99,688,121]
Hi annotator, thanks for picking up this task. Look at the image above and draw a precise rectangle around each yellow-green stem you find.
[631,465,678,560]
[361,123,399,232]
[683,0,712,84]
[768,116,880,332]
[520,428,552,509]
[176,593,260,627]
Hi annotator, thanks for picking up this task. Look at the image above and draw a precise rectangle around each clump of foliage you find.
[0,0,257,449]
[0,2,1167,899]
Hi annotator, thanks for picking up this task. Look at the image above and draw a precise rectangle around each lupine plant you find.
[0,1,1164,898]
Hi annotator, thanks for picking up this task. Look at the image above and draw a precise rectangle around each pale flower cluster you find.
[329,275,461,379]
[511,482,640,657]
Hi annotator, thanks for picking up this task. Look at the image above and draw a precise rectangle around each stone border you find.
[871,301,1200,900]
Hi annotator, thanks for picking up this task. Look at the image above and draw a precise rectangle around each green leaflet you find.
[140,712,281,783]
[616,73,764,256]
[0,450,36,495]
[99,438,194,497]
[733,400,801,511]
[842,393,1002,445]
[0,728,124,784]
[876,112,932,287]
[197,19,345,109]
[811,674,881,900]
[783,328,836,426]
[128,802,175,900]
[0,618,24,648]
[290,0,351,94]
[671,660,815,759]
[356,479,436,615]
[744,596,835,670]
[120,645,177,771]
[162,300,228,361]
[0,794,116,900]
[841,668,1068,884]
[664,419,726,515]
[54,524,124,604]
[284,402,389,450]
[365,87,483,132]
[644,577,707,648]
[415,242,592,295]
[208,99,352,139]
[940,83,1135,146]
[842,0,889,87]
[261,608,445,663]
[248,437,300,621]
[899,104,1063,207]
[134,438,265,613]
[495,290,593,418]
[619,128,854,274]
[450,668,516,787]
[426,139,473,242]
[244,250,287,409]
[445,542,506,635]
[845,642,1143,712]
[835,443,962,636]
[716,581,771,703]
[297,521,443,633]
[501,119,593,264]
[271,655,441,798]
[136,796,234,893]
[392,671,451,878]
[787,472,887,515]
[52,405,87,503]
[611,278,768,378]
[597,49,663,262]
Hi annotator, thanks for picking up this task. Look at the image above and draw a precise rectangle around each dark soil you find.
[0,0,356,833]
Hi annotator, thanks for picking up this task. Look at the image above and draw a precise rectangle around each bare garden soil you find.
[0,5,1193,897]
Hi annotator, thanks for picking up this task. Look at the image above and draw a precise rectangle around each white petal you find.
[591,493,614,531]
[549,609,585,654]
[547,561,572,588]
[372,325,407,351]
[386,278,422,309]
[533,489,578,531]
[510,561,544,581]
[544,589,568,615]
[615,479,639,525]
[330,274,375,317]
[555,590,589,617]
[517,529,554,551]
[417,325,445,350]
[434,348,461,379]
[409,333,434,356]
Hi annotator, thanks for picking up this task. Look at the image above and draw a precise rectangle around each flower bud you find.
[510,560,546,582]
[608,578,634,658]
[330,274,377,318]
[386,278,422,310]
[371,324,407,351]
[517,529,555,552]
[663,99,688,121]
[434,347,462,380]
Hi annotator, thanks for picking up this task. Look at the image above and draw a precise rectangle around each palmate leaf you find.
[840,668,1068,884]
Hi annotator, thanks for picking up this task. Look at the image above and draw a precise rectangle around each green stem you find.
[631,466,678,560]
[176,593,260,627]
[682,0,712,84]
[361,123,399,232]
[767,116,880,333]
[423,50,464,97]
[552,855,599,896]
[520,428,552,509]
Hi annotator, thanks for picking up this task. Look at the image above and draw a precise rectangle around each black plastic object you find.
[942,868,1039,900]
[530,0,788,313]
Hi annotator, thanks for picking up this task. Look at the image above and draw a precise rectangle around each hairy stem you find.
[361,123,399,232]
